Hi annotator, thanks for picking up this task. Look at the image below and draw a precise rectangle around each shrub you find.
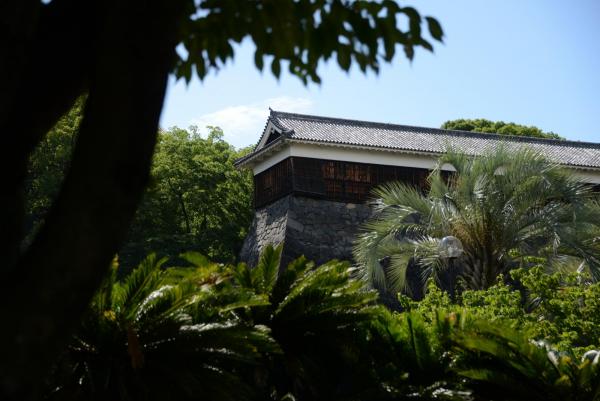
[401,266,600,356]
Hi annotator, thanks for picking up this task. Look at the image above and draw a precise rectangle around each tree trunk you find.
[179,193,193,234]
[168,180,192,234]
[0,0,97,273]
[0,0,41,271]
[0,1,186,398]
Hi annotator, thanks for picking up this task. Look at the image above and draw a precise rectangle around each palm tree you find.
[354,147,600,294]
[48,254,277,401]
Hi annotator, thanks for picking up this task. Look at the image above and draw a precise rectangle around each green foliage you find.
[354,147,600,295]
[50,246,401,401]
[49,254,277,401]
[461,277,524,322]
[122,126,253,265]
[442,118,563,140]
[23,97,85,243]
[49,246,600,401]
[513,267,600,354]
[25,118,253,266]
[403,267,600,357]
[176,1,443,85]
[230,245,388,400]
[372,310,464,398]
[377,307,600,401]
[380,308,600,401]
[448,314,600,401]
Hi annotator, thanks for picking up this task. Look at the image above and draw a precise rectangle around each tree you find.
[122,126,253,266]
[441,118,563,140]
[353,147,600,296]
[1,1,444,397]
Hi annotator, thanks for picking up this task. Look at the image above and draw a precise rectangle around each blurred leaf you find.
[426,16,444,42]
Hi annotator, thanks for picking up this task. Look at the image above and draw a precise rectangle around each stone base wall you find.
[239,195,373,266]
[239,196,290,266]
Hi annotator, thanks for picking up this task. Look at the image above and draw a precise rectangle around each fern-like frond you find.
[113,253,168,317]
[253,244,282,293]
[448,314,600,401]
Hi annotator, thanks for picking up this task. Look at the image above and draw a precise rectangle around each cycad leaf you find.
[114,253,168,316]
[253,244,282,293]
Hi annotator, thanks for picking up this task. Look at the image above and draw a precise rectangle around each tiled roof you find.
[240,110,600,169]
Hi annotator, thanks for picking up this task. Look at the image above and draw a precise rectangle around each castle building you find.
[236,110,600,266]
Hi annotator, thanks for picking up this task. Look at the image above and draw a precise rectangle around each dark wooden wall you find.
[253,157,430,208]
[253,158,294,208]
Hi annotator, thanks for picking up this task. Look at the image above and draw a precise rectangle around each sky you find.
[160,0,600,148]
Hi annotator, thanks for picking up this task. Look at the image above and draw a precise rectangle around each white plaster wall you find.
[252,146,291,174]
[288,142,444,170]
[572,170,600,184]
[249,142,600,184]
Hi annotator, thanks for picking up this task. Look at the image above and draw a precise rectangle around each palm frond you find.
[90,255,119,314]
[448,313,600,401]
[113,253,168,316]
[252,244,282,293]
[355,146,600,295]
[53,252,281,401]
[270,256,311,307]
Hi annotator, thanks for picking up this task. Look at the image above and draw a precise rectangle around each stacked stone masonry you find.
[239,194,372,266]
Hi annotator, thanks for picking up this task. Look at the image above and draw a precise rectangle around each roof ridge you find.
[270,110,600,149]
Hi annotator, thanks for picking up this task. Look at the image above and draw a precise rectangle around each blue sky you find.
[160,0,600,148]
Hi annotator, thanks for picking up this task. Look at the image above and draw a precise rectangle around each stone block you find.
[240,194,374,266]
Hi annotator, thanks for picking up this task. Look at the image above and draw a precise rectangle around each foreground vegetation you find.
[48,245,600,401]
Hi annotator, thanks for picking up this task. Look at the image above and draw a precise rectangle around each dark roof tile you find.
[258,110,600,169]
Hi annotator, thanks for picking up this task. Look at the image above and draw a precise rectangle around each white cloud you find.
[189,96,313,148]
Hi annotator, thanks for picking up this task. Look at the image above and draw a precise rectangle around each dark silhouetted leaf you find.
[426,16,444,42]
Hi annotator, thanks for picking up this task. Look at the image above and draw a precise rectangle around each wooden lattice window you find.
[253,159,293,208]
[322,161,336,179]
[252,156,433,208]
[294,158,326,195]
[345,164,372,182]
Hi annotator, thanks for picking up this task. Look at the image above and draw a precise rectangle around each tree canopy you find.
[1,1,444,398]
[123,126,253,266]
[441,118,563,140]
